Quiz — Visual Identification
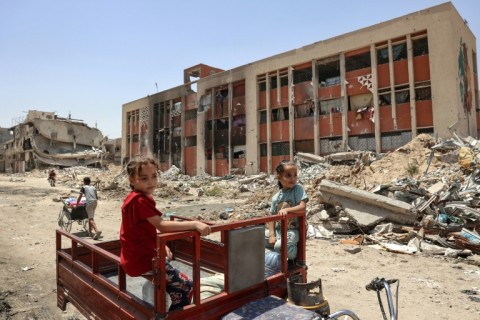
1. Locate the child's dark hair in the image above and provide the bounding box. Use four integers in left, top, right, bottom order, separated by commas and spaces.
275, 160, 296, 189
126, 157, 159, 190
83, 177, 91, 185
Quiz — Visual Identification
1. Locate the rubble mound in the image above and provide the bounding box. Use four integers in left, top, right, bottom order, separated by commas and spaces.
323, 134, 437, 190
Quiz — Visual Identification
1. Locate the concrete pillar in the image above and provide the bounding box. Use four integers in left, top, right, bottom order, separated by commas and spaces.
407, 34, 417, 138
288, 66, 294, 159
266, 73, 272, 174
370, 44, 381, 153
388, 40, 398, 130
211, 88, 216, 176
312, 59, 320, 155
168, 100, 173, 166
180, 92, 186, 174
196, 96, 206, 175
228, 83, 233, 175
340, 53, 348, 151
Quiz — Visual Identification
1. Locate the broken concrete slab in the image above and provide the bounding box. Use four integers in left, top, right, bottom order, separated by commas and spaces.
296, 152, 326, 164
326, 151, 363, 163
427, 181, 446, 195
238, 174, 267, 185
318, 180, 418, 229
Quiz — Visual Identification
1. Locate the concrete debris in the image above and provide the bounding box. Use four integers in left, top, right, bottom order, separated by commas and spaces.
5, 132, 480, 263
318, 179, 418, 228
296, 152, 326, 164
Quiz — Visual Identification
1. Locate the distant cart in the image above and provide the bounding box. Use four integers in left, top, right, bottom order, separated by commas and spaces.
58, 196, 88, 233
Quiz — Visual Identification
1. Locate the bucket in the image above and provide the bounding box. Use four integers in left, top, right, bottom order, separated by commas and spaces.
287, 277, 330, 317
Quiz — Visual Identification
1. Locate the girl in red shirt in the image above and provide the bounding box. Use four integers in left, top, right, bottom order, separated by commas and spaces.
120, 157, 211, 311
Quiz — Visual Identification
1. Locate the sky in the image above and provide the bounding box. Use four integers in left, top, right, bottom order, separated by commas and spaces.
1, 0, 479, 139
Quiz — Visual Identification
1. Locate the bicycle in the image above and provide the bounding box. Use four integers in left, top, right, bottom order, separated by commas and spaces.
324, 277, 399, 320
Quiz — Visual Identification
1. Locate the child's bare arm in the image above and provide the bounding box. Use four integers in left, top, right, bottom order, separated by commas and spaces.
147, 215, 211, 236
74, 193, 83, 208
268, 221, 276, 244
277, 200, 307, 216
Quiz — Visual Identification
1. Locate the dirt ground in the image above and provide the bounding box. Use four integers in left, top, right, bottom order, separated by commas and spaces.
1, 172, 479, 320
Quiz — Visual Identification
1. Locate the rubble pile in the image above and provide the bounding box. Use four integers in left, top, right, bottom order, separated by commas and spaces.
303, 133, 480, 261
21, 132, 480, 262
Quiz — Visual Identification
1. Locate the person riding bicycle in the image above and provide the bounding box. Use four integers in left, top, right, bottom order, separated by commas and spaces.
48, 169, 56, 187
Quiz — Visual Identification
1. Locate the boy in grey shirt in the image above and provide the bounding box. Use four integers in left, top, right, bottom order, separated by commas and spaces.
76, 177, 102, 240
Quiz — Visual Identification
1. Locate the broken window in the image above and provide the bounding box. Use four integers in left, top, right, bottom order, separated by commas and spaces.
260, 143, 267, 157
318, 59, 341, 86
259, 81, 266, 92
258, 75, 267, 92
415, 86, 431, 101
319, 98, 342, 114
392, 43, 407, 61
185, 109, 197, 121
233, 115, 246, 127
270, 75, 278, 89
216, 89, 229, 108
377, 47, 389, 65
198, 94, 212, 113
293, 67, 312, 84
320, 137, 343, 153
272, 107, 289, 121
23, 138, 32, 150
259, 111, 267, 124
349, 93, 373, 112
395, 86, 410, 104
272, 142, 289, 156
280, 74, 288, 87
379, 93, 392, 106
413, 36, 429, 56
233, 145, 245, 159
171, 102, 182, 118
215, 119, 228, 131
345, 51, 371, 72
206, 120, 213, 131
153, 102, 168, 129
295, 102, 314, 118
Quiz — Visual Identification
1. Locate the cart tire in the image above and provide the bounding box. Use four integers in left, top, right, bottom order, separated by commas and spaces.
58, 208, 72, 232
327, 312, 361, 320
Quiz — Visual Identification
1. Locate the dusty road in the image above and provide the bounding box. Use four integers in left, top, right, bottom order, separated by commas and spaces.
0, 174, 479, 319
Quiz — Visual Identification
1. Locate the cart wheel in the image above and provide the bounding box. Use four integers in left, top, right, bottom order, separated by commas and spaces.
327, 311, 361, 320
58, 208, 72, 232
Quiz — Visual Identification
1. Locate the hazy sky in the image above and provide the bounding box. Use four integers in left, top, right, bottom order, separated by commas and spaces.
1, 0, 478, 138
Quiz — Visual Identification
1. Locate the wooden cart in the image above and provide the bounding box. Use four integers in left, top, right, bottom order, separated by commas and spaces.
56, 212, 308, 319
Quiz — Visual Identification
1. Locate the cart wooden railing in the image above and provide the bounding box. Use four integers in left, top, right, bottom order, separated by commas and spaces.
56, 211, 307, 320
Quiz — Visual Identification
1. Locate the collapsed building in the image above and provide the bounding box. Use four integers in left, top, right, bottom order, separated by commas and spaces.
122, 2, 479, 178
0, 127, 13, 172
2, 110, 106, 173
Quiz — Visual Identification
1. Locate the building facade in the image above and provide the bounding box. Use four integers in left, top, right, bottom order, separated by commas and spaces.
122, 2, 479, 177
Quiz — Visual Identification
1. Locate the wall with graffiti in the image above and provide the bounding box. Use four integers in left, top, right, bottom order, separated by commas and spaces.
458, 39, 472, 115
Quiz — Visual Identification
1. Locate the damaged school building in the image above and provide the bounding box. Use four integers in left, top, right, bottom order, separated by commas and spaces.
122, 2, 479, 177
2, 110, 105, 173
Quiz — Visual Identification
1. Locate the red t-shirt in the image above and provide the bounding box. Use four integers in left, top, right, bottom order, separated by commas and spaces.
120, 191, 162, 276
